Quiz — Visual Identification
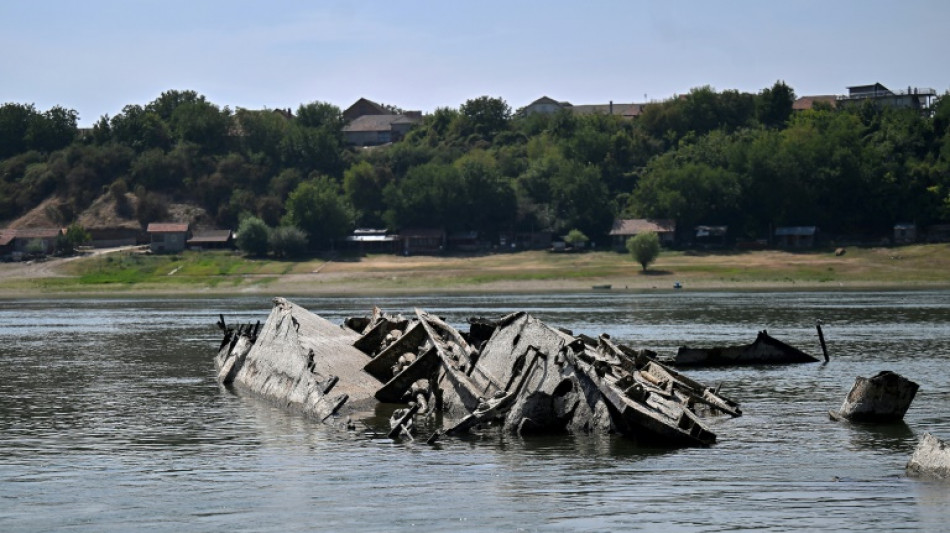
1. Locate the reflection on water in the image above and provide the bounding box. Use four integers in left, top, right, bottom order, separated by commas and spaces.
1, 291, 949, 531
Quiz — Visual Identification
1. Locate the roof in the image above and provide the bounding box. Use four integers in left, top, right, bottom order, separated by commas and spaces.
343, 98, 392, 118
528, 96, 564, 107
609, 219, 676, 236
400, 228, 445, 238
187, 230, 232, 244
793, 95, 838, 111
147, 223, 189, 233
1, 227, 63, 240
695, 225, 728, 236
345, 235, 398, 243
343, 114, 418, 133
775, 226, 817, 236
571, 102, 644, 117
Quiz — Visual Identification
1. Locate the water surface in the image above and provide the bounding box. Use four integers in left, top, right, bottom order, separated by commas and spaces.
2, 291, 950, 531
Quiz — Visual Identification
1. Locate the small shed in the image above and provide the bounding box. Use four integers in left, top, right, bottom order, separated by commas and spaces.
400, 228, 445, 255
774, 226, 817, 248
893, 223, 917, 244
4, 228, 63, 256
694, 225, 728, 247
147, 223, 190, 253
0, 231, 16, 258
448, 231, 480, 252
343, 228, 400, 254
609, 219, 676, 250
187, 229, 234, 250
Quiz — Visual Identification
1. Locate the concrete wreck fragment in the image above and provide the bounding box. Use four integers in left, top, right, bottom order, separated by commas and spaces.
215, 297, 383, 421
829, 370, 919, 422
907, 433, 950, 480
216, 298, 742, 447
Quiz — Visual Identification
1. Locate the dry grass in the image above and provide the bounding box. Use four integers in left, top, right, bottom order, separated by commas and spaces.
0, 244, 948, 297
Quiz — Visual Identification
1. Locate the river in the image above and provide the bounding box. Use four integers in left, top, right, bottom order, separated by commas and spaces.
2, 290, 950, 531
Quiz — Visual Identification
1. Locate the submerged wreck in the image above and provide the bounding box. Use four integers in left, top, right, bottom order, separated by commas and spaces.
216, 297, 741, 447
661, 327, 826, 367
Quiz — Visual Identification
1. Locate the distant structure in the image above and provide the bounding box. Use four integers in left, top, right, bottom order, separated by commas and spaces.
837, 83, 937, 113
521, 96, 647, 119
342, 98, 421, 146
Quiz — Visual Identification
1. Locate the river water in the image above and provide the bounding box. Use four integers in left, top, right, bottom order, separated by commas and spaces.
2, 290, 950, 532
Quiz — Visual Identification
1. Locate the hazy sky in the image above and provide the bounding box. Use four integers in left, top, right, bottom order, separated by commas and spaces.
2, 0, 948, 126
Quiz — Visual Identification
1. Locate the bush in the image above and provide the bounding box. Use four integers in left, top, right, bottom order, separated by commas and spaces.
235, 216, 270, 257
269, 226, 308, 259
564, 228, 589, 249
626, 232, 660, 271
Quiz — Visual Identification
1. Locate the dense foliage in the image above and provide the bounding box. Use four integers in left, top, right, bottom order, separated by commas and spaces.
2, 82, 949, 249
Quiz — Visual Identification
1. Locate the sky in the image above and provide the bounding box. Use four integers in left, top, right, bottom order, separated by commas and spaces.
2, 0, 948, 127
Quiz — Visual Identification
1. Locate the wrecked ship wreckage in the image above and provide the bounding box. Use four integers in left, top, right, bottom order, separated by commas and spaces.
215, 297, 741, 448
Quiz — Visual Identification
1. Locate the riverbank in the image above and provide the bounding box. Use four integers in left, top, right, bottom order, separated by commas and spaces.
0, 244, 948, 297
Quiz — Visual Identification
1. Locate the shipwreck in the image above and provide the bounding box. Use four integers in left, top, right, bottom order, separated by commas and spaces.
660, 326, 828, 367
215, 297, 742, 448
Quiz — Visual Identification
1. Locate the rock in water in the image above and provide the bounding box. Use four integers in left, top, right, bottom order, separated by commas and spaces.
907, 433, 950, 479
829, 370, 919, 422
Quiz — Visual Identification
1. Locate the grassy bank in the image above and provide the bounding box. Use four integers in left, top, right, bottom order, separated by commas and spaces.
1, 244, 949, 297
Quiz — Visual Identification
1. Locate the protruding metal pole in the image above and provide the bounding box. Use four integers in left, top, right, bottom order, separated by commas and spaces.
816, 320, 829, 363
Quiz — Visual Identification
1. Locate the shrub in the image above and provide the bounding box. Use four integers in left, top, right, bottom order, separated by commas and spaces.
626, 232, 660, 271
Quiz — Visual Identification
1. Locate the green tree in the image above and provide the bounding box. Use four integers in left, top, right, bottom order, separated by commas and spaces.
757, 80, 795, 128
269, 225, 308, 258
295, 101, 344, 132
383, 162, 461, 230
56, 223, 91, 255
283, 177, 355, 249
236, 216, 270, 257
459, 96, 511, 140
627, 232, 660, 271
0, 103, 37, 158
343, 161, 391, 227
564, 229, 589, 249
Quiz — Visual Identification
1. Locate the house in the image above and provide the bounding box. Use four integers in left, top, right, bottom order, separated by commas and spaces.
522, 96, 570, 116
400, 228, 445, 255
694, 225, 728, 248
343, 228, 400, 254
838, 83, 936, 112
893, 223, 917, 244
774, 226, 817, 248
343, 114, 420, 146
147, 222, 190, 253
448, 231, 481, 252
0, 227, 64, 257
609, 219, 676, 250
792, 95, 838, 111
187, 229, 234, 250
571, 101, 646, 118
521, 97, 647, 119
85, 227, 142, 248
925, 224, 950, 243
343, 98, 394, 122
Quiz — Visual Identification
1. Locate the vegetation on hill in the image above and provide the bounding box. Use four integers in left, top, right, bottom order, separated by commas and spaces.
2, 83, 949, 248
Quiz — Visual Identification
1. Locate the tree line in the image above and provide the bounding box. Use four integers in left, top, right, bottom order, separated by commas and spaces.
1, 83, 949, 251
